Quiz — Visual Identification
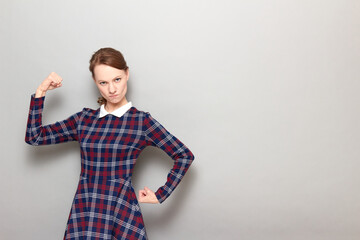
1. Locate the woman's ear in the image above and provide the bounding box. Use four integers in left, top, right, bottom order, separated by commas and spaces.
126, 68, 130, 80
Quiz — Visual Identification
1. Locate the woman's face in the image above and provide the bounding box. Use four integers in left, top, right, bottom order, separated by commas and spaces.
93, 64, 129, 106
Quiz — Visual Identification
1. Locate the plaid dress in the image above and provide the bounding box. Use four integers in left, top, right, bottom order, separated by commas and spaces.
25, 93, 195, 240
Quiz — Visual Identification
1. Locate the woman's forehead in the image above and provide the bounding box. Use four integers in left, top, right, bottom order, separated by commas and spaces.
94, 64, 127, 80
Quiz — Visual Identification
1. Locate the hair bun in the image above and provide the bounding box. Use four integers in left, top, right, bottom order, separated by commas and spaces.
97, 96, 107, 105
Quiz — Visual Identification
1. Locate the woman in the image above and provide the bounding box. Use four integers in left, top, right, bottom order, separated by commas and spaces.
25, 47, 195, 240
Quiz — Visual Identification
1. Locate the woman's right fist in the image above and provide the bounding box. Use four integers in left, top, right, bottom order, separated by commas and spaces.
38, 72, 63, 92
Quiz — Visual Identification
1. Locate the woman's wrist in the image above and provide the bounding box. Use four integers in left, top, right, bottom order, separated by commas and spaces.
35, 87, 46, 98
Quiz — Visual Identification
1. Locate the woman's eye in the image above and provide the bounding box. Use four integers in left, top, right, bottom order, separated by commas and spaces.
100, 82, 106, 85
115, 78, 121, 82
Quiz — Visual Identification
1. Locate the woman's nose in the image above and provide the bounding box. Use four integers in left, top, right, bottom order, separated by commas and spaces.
109, 83, 116, 93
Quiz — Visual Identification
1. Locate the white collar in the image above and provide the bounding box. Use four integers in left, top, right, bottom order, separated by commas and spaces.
99, 101, 132, 118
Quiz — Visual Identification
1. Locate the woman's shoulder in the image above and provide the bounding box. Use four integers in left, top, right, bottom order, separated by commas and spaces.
80, 106, 98, 116
129, 106, 162, 124
72, 107, 100, 120
130, 107, 164, 125
129, 106, 150, 118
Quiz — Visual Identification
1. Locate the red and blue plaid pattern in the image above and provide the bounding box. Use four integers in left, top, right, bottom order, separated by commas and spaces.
25, 93, 195, 239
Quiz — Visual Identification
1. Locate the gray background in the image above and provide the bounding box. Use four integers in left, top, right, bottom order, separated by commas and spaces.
1, 0, 360, 239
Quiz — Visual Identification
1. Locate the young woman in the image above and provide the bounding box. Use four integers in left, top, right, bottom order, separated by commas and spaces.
25, 47, 195, 240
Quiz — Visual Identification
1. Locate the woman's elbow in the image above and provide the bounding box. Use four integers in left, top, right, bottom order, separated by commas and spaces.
25, 135, 38, 146
188, 150, 195, 163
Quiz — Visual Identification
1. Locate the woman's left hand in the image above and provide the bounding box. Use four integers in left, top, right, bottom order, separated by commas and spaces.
138, 186, 160, 204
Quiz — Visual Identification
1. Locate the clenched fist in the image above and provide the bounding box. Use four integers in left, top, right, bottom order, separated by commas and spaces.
35, 72, 63, 98
138, 186, 160, 204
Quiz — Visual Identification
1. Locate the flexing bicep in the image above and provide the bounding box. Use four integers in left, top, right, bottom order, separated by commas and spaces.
25, 93, 82, 145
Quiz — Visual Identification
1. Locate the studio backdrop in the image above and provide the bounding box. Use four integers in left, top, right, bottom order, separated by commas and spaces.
1, 0, 360, 239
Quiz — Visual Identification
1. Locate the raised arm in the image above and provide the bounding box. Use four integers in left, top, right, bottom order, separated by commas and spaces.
25, 93, 82, 145
25, 72, 82, 146
143, 112, 195, 204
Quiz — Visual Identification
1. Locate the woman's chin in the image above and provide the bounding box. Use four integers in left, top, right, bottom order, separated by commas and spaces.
108, 98, 121, 104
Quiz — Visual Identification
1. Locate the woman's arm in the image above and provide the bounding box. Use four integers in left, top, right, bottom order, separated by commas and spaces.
24, 93, 82, 145
25, 72, 83, 145
143, 112, 195, 204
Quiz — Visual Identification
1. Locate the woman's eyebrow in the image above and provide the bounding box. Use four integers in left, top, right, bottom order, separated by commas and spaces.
98, 75, 122, 82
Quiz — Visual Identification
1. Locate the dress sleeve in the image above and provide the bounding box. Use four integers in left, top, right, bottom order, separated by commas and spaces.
143, 112, 195, 204
25, 93, 83, 145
